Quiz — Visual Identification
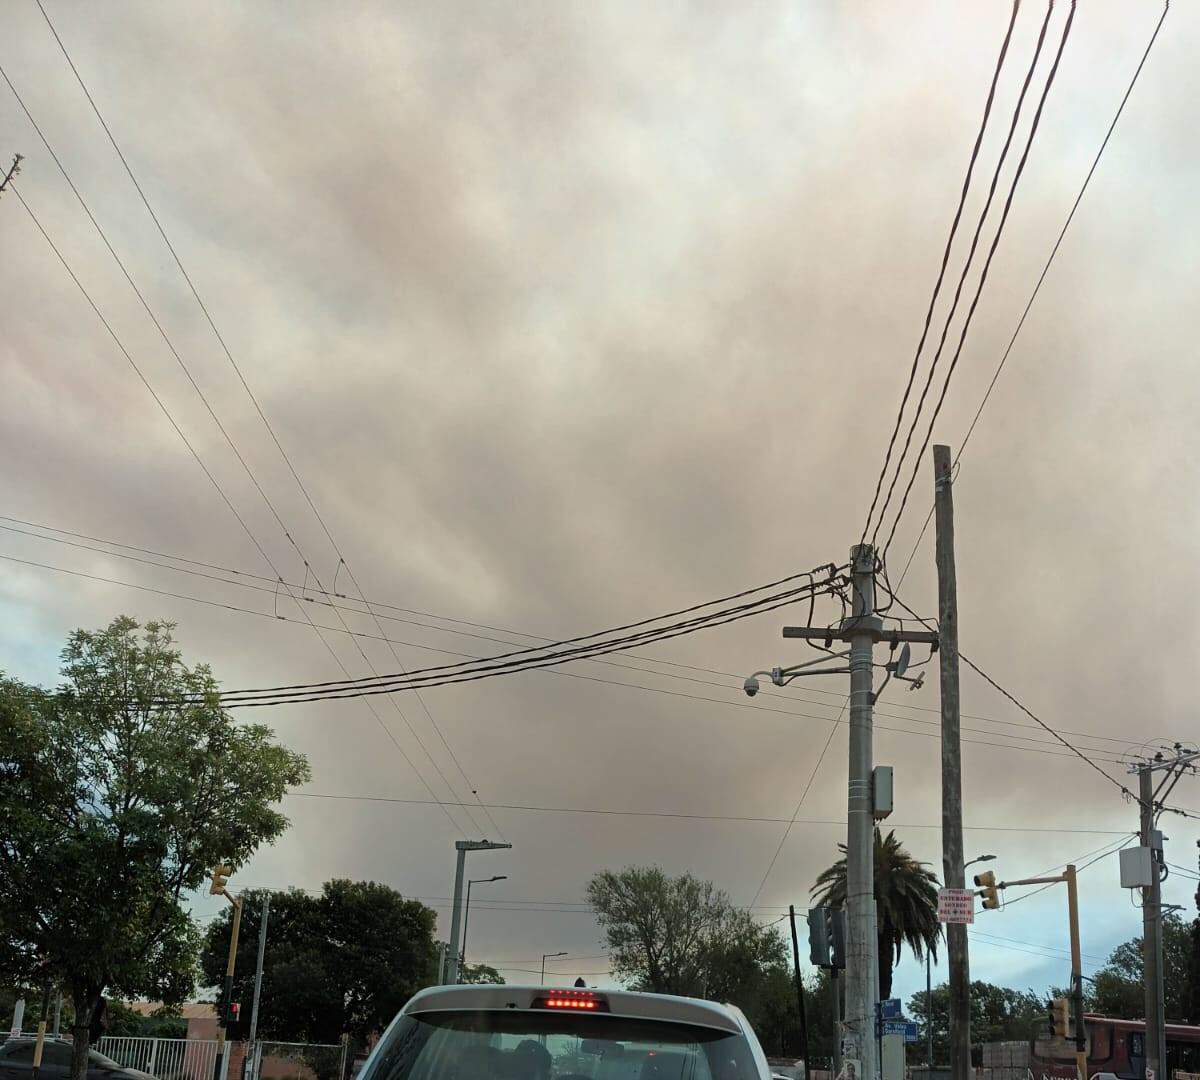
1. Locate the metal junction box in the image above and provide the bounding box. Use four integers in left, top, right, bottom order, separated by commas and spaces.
1119, 846, 1153, 889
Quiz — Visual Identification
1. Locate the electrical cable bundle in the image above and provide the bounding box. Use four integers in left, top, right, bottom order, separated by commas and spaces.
860, 0, 1078, 568
207, 562, 847, 708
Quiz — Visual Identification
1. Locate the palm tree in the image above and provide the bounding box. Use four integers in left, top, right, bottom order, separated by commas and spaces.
810, 828, 941, 999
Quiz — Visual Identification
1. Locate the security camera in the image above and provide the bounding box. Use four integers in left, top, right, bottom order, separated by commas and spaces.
743, 675, 760, 698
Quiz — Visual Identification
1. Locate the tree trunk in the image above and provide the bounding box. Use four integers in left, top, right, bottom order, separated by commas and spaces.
70, 980, 104, 1080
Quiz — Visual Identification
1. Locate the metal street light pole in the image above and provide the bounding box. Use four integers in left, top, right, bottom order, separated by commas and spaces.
462, 876, 507, 976
542, 952, 568, 983
446, 840, 512, 985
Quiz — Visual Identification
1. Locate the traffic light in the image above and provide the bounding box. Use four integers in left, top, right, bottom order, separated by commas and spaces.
209, 863, 232, 895
1049, 997, 1071, 1038
807, 908, 847, 969
808, 908, 831, 967
974, 870, 1000, 910
829, 909, 847, 969
225, 1002, 241, 1024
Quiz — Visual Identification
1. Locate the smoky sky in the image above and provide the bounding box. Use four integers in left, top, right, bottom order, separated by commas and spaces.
2, 0, 1198, 1004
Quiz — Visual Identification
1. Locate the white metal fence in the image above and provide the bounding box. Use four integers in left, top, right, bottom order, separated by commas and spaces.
99, 1036, 220, 1080
250, 1040, 347, 1080
4, 1032, 345, 1080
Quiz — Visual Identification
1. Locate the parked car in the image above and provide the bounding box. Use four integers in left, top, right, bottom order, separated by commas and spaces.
357, 983, 773, 1080
0, 1039, 157, 1080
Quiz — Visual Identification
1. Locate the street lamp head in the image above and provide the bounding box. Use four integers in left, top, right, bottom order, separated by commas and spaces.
456, 840, 513, 852
964, 854, 997, 870
489, 875, 508, 883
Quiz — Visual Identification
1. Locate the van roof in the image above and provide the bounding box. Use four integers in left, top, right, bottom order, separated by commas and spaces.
403, 985, 743, 1035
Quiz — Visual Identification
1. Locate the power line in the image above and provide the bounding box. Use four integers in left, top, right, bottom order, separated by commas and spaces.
994, 834, 1137, 913
884, 587, 1138, 800
969, 930, 1104, 969
869, 0, 1061, 551
211, 577, 843, 705
749, 702, 845, 908
0, 550, 1132, 766
892, 2, 1168, 590
0, 510, 838, 703
878, 0, 1078, 560
860, 0, 1021, 546
1, 512, 1143, 751
283, 791, 1131, 834
953, 0, 1171, 475
209, 566, 842, 698
23, 5, 499, 837
5, 184, 479, 838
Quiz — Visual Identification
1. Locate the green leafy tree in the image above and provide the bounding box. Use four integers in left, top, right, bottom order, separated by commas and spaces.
586, 867, 788, 1001
908, 981, 1044, 1064
741, 965, 840, 1065
0, 618, 310, 1080
804, 967, 840, 1067
811, 829, 941, 999
202, 880, 439, 1049
458, 962, 505, 985
104, 1000, 146, 1037
1088, 911, 1192, 1021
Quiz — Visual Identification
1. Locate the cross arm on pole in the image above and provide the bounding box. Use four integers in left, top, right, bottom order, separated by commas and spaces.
783, 626, 939, 645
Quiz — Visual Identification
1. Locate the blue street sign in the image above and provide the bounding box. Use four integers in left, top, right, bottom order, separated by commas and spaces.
879, 999, 902, 1020
881, 1021, 920, 1041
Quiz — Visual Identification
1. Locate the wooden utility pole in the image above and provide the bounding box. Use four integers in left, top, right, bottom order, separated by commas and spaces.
933, 444, 969, 1080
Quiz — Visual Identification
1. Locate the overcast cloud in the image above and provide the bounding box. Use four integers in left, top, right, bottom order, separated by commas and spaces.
2, 0, 1198, 1004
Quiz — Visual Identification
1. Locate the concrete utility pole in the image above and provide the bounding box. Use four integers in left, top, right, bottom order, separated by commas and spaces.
1130, 748, 1199, 1080
933, 445, 969, 1080
445, 840, 512, 985
782, 547, 938, 1080
845, 545, 880, 1080
1140, 767, 1165, 1080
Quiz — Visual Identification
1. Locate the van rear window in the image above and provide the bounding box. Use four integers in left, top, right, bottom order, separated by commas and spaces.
361, 1010, 759, 1080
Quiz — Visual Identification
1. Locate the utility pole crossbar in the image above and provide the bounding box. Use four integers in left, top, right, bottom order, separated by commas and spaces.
782, 627, 939, 645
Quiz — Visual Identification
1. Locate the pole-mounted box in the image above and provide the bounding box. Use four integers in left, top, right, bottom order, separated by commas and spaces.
872, 765, 893, 820
1119, 846, 1153, 889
